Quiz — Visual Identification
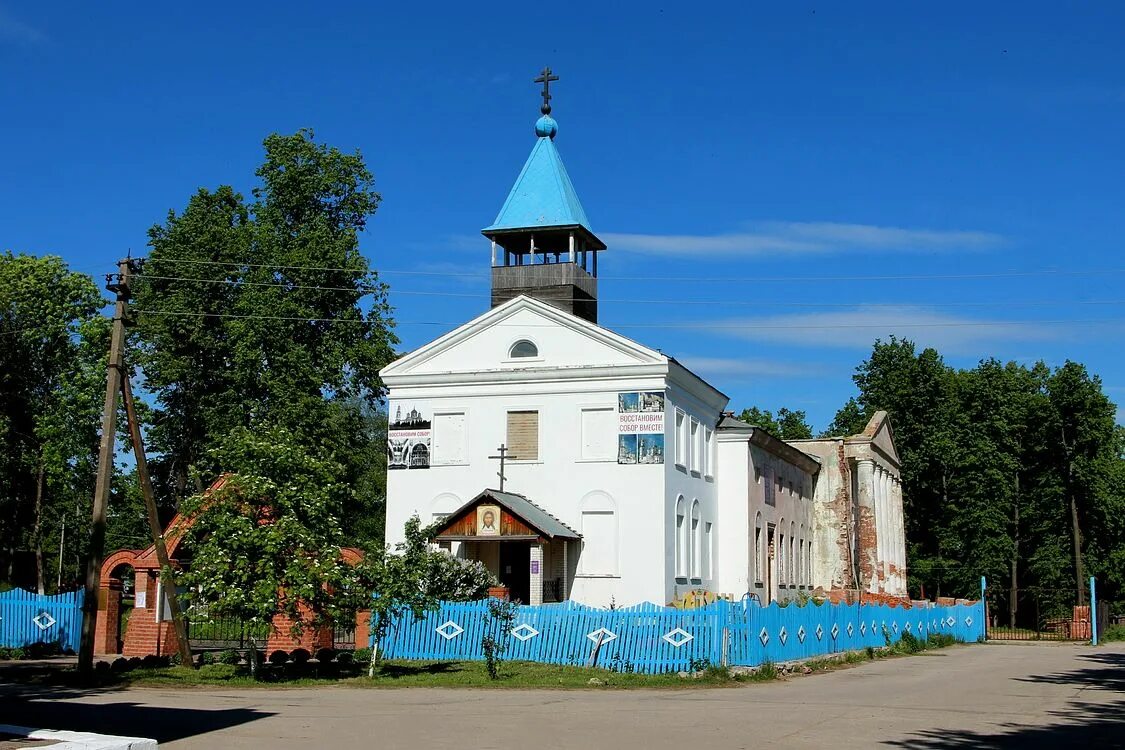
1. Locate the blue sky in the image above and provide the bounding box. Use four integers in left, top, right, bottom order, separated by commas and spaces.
2, 2, 1123, 430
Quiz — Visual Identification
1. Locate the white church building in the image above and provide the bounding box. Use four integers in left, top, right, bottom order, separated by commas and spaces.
382, 74, 907, 607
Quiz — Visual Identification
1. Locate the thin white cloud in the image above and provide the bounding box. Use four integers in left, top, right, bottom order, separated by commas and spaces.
695, 305, 1055, 354
677, 356, 829, 380
0, 6, 45, 44
603, 221, 1004, 258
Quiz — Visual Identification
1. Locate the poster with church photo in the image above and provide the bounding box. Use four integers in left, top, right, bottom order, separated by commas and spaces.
388, 402, 431, 470
617, 391, 665, 464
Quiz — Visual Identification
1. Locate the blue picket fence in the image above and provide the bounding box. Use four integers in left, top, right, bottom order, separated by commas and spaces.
379, 597, 985, 674
0, 588, 84, 653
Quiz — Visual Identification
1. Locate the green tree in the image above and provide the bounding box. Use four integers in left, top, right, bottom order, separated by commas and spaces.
365, 514, 493, 662
736, 406, 813, 440
0, 253, 109, 592
1045, 362, 1117, 605
176, 425, 369, 676
132, 130, 397, 546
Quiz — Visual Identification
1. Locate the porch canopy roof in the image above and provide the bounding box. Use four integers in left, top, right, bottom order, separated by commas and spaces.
433, 488, 580, 542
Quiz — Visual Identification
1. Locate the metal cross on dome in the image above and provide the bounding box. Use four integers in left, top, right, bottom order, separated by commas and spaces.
534, 66, 559, 114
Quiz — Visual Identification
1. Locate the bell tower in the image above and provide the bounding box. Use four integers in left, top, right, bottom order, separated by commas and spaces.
483, 67, 606, 323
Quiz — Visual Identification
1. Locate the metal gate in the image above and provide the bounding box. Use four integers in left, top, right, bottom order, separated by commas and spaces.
985, 586, 1091, 641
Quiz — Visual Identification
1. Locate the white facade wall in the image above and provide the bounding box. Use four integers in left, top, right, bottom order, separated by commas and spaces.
382, 297, 726, 607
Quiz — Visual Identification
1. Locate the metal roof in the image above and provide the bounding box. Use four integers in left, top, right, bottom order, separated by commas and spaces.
483, 125, 597, 238
443, 488, 581, 540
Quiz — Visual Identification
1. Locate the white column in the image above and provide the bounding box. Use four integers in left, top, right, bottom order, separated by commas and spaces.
530, 543, 544, 606
855, 459, 878, 594
491, 240, 498, 267
894, 478, 906, 595
873, 466, 884, 590
568, 232, 576, 263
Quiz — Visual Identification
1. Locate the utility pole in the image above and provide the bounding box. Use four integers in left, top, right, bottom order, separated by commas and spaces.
78, 258, 132, 675
120, 370, 195, 668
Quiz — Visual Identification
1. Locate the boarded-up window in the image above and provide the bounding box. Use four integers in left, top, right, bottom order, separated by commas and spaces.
580, 407, 616, 461
580, 407, 615, 460
580, 510, 616, 575
506, 410, 539, 461
432, 412, 466, 464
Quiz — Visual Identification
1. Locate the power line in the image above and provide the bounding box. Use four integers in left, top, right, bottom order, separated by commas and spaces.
131, 309, 1125, 331
138, 257, 1125, 284
132, 273, 1125, 310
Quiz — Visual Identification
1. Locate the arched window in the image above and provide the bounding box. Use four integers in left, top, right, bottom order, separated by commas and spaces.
754, 512, 764, 585
509, 340, 538, 358
798, 524, 805, 586
579, 492, 617, 575
777, 517, 785, 585
675, 496, 686, 578
790, 521, 797, 588
690, 500, 702, 580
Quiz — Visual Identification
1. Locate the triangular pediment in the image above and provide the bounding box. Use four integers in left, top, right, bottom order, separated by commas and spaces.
863, 411, 901, 466
381, 295, 667, 378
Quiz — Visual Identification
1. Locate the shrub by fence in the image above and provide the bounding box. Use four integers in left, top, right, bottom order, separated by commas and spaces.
378, 597, 985, 674
0, 588, 83, 654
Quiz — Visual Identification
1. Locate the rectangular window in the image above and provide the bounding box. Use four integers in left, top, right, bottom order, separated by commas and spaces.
579, 511, 616, 575
763, 467, 775, 506
506, 410, 539, 461
675, 410, 687, 467
703, 428, 714, 477
689, 418, 700, 473
579, 407, 615, 460
432, 411, 466, 465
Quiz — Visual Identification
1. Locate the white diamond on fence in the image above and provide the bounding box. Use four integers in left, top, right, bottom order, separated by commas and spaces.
860, 622, 868, 636
932, 619, 939, 630
32, 611, 56, 631
947, 616, 956, 628
891, 621, 899, 634
965, 616, 974, 628
797, 625, 806, 643
872, 619, 877, 632
587, 627, 617, 644
847, 623, 855, 637
815, 624, 824, 641
778, 627, 788, 645
511, 624, 540, 642
905, 621, 912, 632
662, 628, 694, 648
759, 627, 770, 646
435, 620, 464, 640
831, 623, 840, 640
918, 620, 924, 633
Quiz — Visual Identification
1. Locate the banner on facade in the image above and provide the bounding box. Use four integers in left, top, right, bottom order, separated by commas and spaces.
617, 391, 665, 465
388, 401, 431, 469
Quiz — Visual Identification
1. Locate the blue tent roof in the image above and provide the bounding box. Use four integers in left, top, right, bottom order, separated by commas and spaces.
483, 128, 595, 236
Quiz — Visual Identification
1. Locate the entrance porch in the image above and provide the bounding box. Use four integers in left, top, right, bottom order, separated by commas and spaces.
432, 489, 580, 605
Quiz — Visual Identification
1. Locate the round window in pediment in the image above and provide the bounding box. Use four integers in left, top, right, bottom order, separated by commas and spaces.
509, 340, 538, 358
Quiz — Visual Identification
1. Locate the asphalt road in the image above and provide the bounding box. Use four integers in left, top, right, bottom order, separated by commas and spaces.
3, 642, 1124, 748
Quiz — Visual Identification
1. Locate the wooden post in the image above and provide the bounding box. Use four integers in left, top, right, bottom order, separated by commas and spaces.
587, 630, 606, 668
121, 371, 195, 668
78, 258, 131, 676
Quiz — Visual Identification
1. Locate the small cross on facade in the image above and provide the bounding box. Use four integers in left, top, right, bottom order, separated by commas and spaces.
534, 66, 559, 114
488, 444, 517, 491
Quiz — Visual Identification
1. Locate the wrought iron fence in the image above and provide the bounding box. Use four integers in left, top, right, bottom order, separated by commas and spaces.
186, 614, 270, 650
985, 587, 1088, 641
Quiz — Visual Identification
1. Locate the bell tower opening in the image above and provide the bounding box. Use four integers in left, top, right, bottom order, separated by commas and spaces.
482, 67, 606, 323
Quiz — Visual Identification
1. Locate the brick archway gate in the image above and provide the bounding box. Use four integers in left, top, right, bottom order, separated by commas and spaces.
95, 478, 369, 658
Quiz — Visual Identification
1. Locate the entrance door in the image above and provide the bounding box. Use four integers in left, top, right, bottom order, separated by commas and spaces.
499, 543, 531, 603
